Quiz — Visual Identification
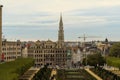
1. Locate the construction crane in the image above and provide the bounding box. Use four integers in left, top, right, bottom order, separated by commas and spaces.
78, 34, 101, 48
78, 34, 101, 66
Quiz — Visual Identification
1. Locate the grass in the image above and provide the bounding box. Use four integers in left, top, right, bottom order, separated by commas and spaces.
106, 57, 120, 68
0, 58, 34, 80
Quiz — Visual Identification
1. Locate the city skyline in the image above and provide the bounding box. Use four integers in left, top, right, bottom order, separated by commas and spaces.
1, 0, 120, 41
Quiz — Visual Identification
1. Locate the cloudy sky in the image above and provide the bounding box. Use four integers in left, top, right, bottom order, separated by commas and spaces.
1, 0, 120, 41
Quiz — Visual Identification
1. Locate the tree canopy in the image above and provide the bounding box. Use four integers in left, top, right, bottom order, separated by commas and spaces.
83, 53, 106, 66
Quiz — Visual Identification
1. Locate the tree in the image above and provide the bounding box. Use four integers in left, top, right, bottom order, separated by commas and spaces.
109, 42, 120, 57
83, 53, 106, 66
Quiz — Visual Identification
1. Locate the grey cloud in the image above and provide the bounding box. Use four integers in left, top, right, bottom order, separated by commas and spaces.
66, 6, 120, 16
29, 20, 58, 24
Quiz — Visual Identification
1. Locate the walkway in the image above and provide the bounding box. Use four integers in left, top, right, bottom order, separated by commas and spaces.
50, 69, 57, 80
19, 67, 40, 80
85, 68, 103, 80
104, 66, 120, 76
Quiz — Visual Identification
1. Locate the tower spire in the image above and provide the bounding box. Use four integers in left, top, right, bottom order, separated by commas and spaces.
60, 13, 62, 21
59, 13, 63, 29
58, 13, 64, 48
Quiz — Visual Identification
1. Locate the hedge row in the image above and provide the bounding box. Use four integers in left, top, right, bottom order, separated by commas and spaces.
33, 64, 52, 80
91, 66, 120, 80
0, 58, 34, 80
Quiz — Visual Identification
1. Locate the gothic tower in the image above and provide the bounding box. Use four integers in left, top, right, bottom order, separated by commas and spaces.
58, 14, 64, 48
0, 5, 3, 60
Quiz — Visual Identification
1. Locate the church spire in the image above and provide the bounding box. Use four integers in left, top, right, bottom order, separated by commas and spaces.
59, 13, 63, 27
58, 13, 64, 48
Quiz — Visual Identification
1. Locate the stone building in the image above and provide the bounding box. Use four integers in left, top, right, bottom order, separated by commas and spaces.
2, 40, 21, 62
96, 38, 111, 56
27, 14, 67, 67
28, 40, 67, 67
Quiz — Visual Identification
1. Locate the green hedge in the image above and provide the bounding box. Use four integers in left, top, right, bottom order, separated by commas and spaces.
33, 64, 52, 80
91, 67, 120, 80
106, 57, 120, 68
0, 58, 34, 80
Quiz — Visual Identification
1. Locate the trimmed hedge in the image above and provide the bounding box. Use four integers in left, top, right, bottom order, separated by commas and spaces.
91, 67, 120, 80
0, 58, 34, 80
33, 64, 52, 80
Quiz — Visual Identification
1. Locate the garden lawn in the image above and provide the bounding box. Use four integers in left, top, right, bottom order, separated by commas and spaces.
0, 58, 34, 80
106, 57, 120, 68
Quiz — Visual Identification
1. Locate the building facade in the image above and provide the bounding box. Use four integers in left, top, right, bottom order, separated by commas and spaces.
2, 40, 21, 62
28, 40, 67, 67
96, 38, 111, 56
27, 15, 67, 67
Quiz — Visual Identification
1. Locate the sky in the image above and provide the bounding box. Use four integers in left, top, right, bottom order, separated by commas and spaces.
1, 0, 120, 42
